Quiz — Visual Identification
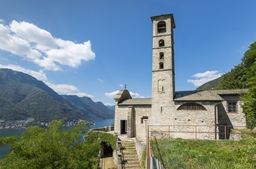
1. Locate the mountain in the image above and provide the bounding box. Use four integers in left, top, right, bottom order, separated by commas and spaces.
0, 69, 84, 122
106, 105, 115, 111
196, 76, 223, 91
62, 95, 114, 120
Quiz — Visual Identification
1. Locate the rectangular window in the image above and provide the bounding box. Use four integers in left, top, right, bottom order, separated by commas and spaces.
227, 102, 237, 113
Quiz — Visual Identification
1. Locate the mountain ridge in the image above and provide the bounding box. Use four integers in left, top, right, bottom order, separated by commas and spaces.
0, 68, 114, 123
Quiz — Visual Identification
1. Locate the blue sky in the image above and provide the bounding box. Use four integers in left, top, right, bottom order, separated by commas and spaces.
0, 0, 256, 105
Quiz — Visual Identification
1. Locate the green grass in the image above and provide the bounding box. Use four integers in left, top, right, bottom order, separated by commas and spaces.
150, 135, 256, 169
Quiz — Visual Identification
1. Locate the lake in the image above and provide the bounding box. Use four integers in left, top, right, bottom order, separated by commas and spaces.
0, 119, 114, 159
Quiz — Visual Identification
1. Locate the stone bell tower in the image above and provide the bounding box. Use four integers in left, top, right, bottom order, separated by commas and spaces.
150, 14, 176, 125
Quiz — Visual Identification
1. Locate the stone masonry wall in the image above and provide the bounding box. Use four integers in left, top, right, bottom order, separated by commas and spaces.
114, 104, 128, 134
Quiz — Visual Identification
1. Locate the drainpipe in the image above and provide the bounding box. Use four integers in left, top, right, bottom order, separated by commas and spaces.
214, 102, 222, 140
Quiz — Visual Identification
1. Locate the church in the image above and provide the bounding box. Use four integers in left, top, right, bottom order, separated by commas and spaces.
114, 14, 247, 142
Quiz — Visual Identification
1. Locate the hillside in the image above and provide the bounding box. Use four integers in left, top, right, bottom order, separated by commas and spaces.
62, 95, 114, 119
0, 68, 84, 122
196, 76, 223, 91
0, 69, 114, 122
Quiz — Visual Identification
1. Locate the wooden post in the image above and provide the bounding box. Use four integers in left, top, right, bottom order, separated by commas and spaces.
168, 125, 170, 138
147, 125, 150, 169
224, 125, 227, 139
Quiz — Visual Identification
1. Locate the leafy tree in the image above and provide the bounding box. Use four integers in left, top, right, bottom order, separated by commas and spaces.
242, 42, 256, 128
0, 136, 17, 147
0, 120, 99, 169
215, 63, 247, 90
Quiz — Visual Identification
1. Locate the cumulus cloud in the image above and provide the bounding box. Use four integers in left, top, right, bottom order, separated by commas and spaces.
187, 70, 222, 87
129, 91, 145, 98
105, 90, 119, 99
46, 83, 93, 98
105, 90, 145, 99
0, 20, 95, 71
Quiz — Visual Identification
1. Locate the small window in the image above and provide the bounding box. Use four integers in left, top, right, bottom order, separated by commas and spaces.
157, 21, 166, 33
227, 102, 237, 113
158, 79, 165, 92
159, 62, 164, 69
159, 39, 165, 47
159, 52, 164, 60
177, 103, 206, 111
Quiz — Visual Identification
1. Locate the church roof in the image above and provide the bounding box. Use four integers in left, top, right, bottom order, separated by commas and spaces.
114, 90, 132, 103
118, 98, 151, 106
116, 89, 247, 106
174, 89, 248, 101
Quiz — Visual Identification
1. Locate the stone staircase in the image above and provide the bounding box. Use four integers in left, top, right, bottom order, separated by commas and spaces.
121, 141, 140, 169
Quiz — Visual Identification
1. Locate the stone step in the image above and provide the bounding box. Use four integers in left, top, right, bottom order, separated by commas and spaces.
122, 148, 136, 151
122, 145, 135, 149
124, 157, 139, 162
123, 154, 138, 158
122, 163, 140, 168
122, 151, 137, 155
122, 143, 135, 146
120, 140, 141, 169
122, 147, 136, 150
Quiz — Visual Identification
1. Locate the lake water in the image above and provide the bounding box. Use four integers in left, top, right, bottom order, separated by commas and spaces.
0, 119, 114, 159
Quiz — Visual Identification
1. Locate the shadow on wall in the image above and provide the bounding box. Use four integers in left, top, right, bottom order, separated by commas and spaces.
218, 104, 233, 139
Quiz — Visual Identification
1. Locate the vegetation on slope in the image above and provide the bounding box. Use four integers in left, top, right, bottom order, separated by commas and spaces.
62, 95, 114, 119
0, 69, 84, 122
241, 42, 256, 128
151, 136, 256, 169
196, 76, 223, 91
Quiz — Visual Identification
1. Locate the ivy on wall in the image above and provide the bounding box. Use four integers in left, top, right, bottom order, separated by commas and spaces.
85, 131, 117, 150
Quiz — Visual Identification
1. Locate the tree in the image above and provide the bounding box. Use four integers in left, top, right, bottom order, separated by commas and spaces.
241, 42, 256, 128
0, 120, 99, 169
215, 63, 247, 90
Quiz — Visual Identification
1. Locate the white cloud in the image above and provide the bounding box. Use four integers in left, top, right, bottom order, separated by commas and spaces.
98, 78, 103, 83
119, 84, 123, 87
105, 90, 145, 99
129, 91, 145, 98
105, 90, 119, 99
0, 20, 95, 71
187, 70, 222, 87
46, 83, 94, 98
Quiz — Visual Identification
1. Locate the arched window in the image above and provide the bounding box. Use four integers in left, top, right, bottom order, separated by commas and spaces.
159, 52, 164, 60
159, 39, 165, 47
159, 62, 164, 69
177, 103, 206, 111
158, 79, 165, 92
157, 21, 166, 33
